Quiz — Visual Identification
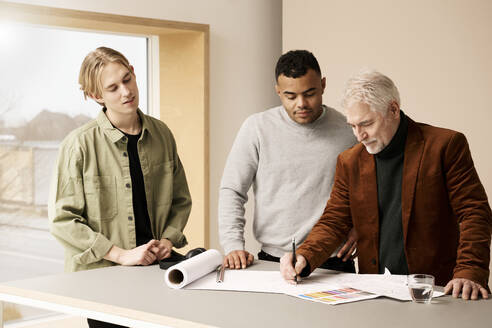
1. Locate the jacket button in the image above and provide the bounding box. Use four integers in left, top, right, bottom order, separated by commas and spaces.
126, 183, 131, 188
371, 259, 376, 265
128, 216, 133, 221
123, 152, 128, 157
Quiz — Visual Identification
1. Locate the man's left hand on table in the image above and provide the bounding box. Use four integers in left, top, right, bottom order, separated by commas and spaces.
444, 278, 489, 300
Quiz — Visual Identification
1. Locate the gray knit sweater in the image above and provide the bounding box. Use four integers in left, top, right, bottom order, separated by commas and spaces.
219, 105, 356, 257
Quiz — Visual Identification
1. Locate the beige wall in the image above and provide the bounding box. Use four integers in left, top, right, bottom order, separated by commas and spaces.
7, 0, 282, 252
158, 31, 208, 251
284, 0, 492, 277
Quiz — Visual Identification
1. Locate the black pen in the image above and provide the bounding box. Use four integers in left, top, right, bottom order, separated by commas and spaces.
292, 237, 298, 284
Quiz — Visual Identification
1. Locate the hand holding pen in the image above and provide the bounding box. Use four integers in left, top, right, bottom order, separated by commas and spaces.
279, 239, 307, 284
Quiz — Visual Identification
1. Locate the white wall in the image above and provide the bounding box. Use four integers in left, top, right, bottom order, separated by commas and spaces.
8, 0, 282, 252
284, 0, 492, 279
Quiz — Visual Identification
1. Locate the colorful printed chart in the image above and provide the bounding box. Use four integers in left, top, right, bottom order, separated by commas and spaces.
293, 287, 379, 305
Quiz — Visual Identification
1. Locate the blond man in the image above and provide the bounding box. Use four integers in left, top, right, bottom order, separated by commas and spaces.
50, 48, 191, 326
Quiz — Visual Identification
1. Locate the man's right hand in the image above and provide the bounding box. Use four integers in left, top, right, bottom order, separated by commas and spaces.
280, 252, 307, 284
105, 240, 158, 266
223, 250, 254, 269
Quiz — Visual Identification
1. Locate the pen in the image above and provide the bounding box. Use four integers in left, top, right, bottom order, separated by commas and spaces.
292, 237, 298, 284
216, 265, 225, 283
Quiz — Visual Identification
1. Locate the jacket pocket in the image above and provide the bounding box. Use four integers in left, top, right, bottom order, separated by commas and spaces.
84, 176, 118, 221
152, 161, 174, 205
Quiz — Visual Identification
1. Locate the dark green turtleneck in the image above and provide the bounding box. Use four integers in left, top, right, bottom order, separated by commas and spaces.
375, 111, 409, 275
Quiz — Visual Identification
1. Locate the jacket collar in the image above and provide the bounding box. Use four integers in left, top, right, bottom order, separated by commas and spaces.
96, 108, 149, 143
401, 117, 424, 242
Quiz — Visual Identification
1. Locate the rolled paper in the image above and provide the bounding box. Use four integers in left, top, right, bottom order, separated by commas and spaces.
164, 249, 223, 289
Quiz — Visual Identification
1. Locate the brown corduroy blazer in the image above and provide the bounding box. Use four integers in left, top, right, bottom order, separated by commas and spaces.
298, 117, 492, 288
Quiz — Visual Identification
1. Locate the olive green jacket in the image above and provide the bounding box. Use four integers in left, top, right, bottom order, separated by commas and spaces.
49, 109, 191, 272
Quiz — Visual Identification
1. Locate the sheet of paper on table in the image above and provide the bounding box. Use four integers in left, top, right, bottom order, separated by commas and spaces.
185, 270, 356, 294
185, 270, 378, 305
184, 269, 444, 304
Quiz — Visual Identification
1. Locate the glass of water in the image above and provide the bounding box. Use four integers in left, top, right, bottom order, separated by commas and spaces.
408, 274, 434, 304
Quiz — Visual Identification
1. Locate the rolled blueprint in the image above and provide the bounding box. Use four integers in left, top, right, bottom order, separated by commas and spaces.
164, 249, 223, 289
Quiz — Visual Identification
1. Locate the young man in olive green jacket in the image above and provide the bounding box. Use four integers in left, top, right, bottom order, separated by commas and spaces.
49, 47, 192, 274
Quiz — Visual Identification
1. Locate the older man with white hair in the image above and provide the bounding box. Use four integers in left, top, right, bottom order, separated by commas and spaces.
280, 69, 492, 300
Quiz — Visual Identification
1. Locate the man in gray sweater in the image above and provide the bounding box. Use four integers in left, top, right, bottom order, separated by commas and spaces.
219, 50, 357, 271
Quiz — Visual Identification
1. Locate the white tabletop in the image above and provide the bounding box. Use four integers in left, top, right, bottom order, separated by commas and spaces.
0, 261, 491, 328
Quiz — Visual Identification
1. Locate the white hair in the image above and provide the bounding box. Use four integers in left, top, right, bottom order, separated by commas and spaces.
341, 69, 400, 114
